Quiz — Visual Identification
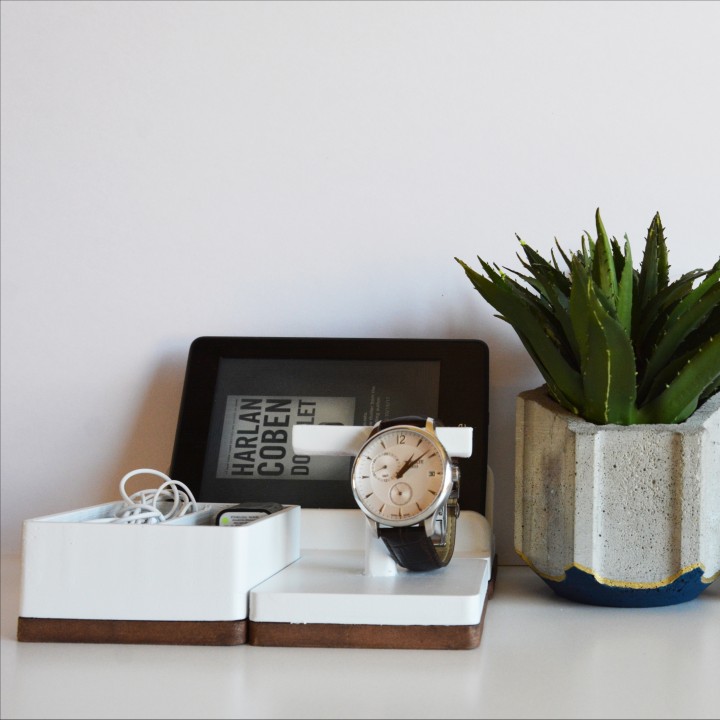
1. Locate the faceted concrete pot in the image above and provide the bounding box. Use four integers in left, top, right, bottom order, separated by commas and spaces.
515, 386, 720, 607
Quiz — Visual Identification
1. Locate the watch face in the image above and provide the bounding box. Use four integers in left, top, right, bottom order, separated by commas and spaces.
351, 425, 451, 526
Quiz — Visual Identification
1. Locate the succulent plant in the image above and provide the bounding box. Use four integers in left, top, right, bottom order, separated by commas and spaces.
456, 210, 720, 425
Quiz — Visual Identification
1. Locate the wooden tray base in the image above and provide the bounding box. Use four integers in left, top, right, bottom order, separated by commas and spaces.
16, 560, 498, 648
17, 617, 247, 646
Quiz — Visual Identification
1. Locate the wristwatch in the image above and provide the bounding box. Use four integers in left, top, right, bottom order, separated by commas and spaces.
350, 416, 460, 572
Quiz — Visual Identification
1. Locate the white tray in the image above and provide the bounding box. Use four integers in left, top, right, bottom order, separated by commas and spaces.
19, 502, 300, 623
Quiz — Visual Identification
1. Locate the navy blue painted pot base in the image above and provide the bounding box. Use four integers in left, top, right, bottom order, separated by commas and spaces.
540, 566, 711, 608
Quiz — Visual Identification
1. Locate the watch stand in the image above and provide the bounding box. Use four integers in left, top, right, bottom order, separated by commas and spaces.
364, 522, 399, 577
248, 505, 494, 650
246, 425, 496, 650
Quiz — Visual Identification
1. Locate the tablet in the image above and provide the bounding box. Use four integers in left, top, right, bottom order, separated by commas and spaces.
169, 337, 489, 513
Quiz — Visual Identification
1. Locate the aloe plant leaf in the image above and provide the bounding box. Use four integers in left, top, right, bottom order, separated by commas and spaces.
656, 215, 670, 291
513, 247, 573, 317
637, 333, 720, 424
592, 209, 619, 307
678, 303, 720, 357
637, 216, 658, 313
456, 257, 584, 409
642, 304, 720, 404
474, 258, 550, 311
505, 268, 554, 311
517, 262, 577, 360
495, 268, 568, 342
616, 237, 634, 335
507, 323, 580, 414
554, 239, 573, 272
580, 233, 595, 264
458, 257, 555, 329
700, 374, 720, 404
515, 259, 572, 306
635, 268, 707, 349
663, 259, 720, 329
569, 259, 592, 359
518, 239, 572, 297
641, 352, 688, 406
456, 210, 718, 426
611, 236, 626, 280
570, 259, 637, 424
641, 340, 706, 407
637, 212, 670, 317
639, 280, 720, 399
551, 248, 561, 273
470, 256, 572, 354
584, 311, 638, 424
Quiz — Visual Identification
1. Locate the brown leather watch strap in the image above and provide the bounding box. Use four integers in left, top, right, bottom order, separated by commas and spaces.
376, 416, 427, 431
378, 498, 458, 572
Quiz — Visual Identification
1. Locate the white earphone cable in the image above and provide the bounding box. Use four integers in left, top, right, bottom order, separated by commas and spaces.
108, 468, 200, 524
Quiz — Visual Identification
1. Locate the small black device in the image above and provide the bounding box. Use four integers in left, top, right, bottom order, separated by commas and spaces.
169, 337, 489, 513
215, 501, 285, 526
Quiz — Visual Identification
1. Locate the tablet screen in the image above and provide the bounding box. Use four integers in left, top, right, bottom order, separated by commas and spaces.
209, 358, 440, 484
169, 337, 488, 512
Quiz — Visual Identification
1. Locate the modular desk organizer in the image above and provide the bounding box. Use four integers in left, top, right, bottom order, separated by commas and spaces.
17, 503, 300, 645
17, 425, 495, 650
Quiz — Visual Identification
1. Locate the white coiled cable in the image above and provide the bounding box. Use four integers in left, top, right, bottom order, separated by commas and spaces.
107, 468, 200, 524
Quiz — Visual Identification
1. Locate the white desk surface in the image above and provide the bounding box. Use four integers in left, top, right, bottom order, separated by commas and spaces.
2, 554, 718, 720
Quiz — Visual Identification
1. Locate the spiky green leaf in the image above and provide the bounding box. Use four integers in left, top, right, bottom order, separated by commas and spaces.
700, 373, 720, 404
637, 213, 669, 315
570, 259, 637, 424
519, 240, 572, 297
456, 257, 583, 410
635, 268, 707, 348
663, 259, 720, 329
455, 209, 719, 426
511, 249, 577, 359
616, 237, 634, 335
592, 209, 619, 308
639, 280, 720, 399
637, 333, 720, 423
553, 240, 573, 273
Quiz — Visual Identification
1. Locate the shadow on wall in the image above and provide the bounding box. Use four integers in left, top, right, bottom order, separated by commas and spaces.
103, 351, 188, 500
480, 334, 542, 566
434, 305, 544, 565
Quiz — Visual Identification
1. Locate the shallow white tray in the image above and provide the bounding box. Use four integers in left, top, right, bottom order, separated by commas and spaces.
19, 502, 300, 622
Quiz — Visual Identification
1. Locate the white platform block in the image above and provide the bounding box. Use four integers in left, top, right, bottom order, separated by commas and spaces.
250, 509, 493, 627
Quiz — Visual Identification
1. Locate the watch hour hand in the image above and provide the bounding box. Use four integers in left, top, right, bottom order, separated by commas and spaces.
395, 455, 416, 479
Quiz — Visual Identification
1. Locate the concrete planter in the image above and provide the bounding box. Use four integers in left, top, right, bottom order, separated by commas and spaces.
515, 386, 720, 607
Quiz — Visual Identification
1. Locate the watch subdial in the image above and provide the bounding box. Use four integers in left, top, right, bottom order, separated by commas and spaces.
389, 482, 412, 506
371, 453, 399, 482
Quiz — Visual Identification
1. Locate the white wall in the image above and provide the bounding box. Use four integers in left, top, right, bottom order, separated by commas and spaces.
2, 0, 719, 562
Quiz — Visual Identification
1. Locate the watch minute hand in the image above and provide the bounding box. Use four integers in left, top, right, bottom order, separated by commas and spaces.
395, 450, 430, 479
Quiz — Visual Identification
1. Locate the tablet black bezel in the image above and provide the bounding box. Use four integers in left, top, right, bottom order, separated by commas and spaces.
169, 337, 489, 514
